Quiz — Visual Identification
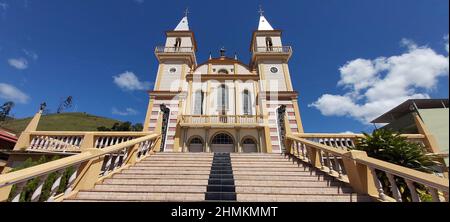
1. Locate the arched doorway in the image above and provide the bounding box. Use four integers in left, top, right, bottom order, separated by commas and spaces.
211, 133, 234, 153
242, 137, 257, 153
188, 137, 203, 152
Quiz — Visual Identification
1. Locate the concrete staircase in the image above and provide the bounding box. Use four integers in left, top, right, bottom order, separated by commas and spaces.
65, 152, 373, 202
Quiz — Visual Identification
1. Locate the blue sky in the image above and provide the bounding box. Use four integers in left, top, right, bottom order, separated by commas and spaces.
0, 0, 448, 133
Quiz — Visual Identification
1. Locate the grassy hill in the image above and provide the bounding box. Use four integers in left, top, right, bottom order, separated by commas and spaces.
0, 112, 122, 135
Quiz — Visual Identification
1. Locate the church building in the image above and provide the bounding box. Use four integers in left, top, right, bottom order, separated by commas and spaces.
143, 12, 305, 154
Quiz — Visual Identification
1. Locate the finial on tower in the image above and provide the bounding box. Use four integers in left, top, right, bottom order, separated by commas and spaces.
184, 7, 190, 17
234, 52, 238, 60
258, 5, 264, 16
220, 47, 226, 57
209, 52, 212, 60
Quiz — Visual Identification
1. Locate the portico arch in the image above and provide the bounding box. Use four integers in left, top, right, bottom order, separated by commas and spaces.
210, 132, 235, 153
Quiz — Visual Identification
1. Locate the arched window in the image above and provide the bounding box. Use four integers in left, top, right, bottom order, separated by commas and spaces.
265, 37, 273, 51
212, 133, 233, 144
193, 90, 204, 115
243, 90, 252, 115
217, 84, 229, 113
189, 137, 203, 152
190, 137, 203, 144
174, 37, 182, 50
218, 69, 229, 74
243, 138, 256, 145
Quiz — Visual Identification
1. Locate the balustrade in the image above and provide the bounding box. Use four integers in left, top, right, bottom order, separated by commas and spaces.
0, 134, 160, 202
285, 134, 449, 202
181, 115, 264, 126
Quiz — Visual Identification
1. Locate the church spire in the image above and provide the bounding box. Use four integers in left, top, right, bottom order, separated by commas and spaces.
257, 5, 274, 31
174, 8, 190, 31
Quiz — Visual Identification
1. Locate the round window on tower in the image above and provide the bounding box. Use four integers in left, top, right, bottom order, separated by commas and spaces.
169, 67, 177, 73
270, 67, 279, 73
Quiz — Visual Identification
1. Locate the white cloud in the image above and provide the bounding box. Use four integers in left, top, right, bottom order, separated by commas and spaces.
22, 49, 38, 60
112, 107, 138, 116
0, 2, 7, 11
7, 58, 28, 70
310, 38, 449, 124
0, 2, 7, 17
113, 71, 151, 91
0, 83, 30, 104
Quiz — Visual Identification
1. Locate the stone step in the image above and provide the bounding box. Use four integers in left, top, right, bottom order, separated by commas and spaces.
72, 191, 205, 201
92, 184, 206, 193
141, 158, 213, 162
235, 186, 353, 195
232, 170, 323, 176
230, 154, 283, 157
154, 152, 213, 155
134, 163, 213, 167
237, 193, 373, 202
137, 160, 212, 165
233, 175, 329, 181
231, 166, 314, 170
121, 169, 211, 175
102, 178, 209, 186
230, 155, 288, 160
229, 158, 289, 162
234, 180, 343, 187
129, 166, 212, 171
231, 161, 293, 165
113, 174, 211, 180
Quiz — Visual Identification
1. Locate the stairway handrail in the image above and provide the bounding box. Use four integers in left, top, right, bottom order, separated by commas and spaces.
285, 134, 449, 202
0, 133, 160, 202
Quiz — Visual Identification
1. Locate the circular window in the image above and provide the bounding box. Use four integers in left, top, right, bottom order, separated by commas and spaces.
270, 67, 278, 73
169, 67, 177, 73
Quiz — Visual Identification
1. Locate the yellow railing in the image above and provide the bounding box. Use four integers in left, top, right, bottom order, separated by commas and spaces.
180, 115, 264, 127
20, 131, 152, 153
155, 46, 194, 54
285, 134, 449, 202
0, 133, 160, 202
254, 46, 292, 53
294, 133, 427, 151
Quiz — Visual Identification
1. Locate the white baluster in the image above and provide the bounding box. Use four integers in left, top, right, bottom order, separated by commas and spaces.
405, 179, 421, 202
369, 167, 387, 201
332, 154, 343, 178
94, 137, 100, 148
47, 170, 64, 202
429, 188, 441, 202
386, 173, 402, 202
102, 155, 113, 176
31, 175, 49, 202
301, 143, 307, 160
319, 150, 325, 170
325, 152, 333, 174
64, 164, 80, 196
29, 137, 37, 149
11, 181, 27, 202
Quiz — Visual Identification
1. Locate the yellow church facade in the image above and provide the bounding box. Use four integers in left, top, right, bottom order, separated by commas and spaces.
143, 14, 304, 154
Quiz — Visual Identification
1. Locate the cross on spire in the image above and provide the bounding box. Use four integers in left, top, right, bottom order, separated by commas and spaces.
258, 5, 264, 16
184, 7, 190, 17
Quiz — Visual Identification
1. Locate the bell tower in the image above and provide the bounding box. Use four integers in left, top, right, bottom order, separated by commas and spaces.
250, 8, 304, 153
144, 11, 198, 152
154, 10, 197, 92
